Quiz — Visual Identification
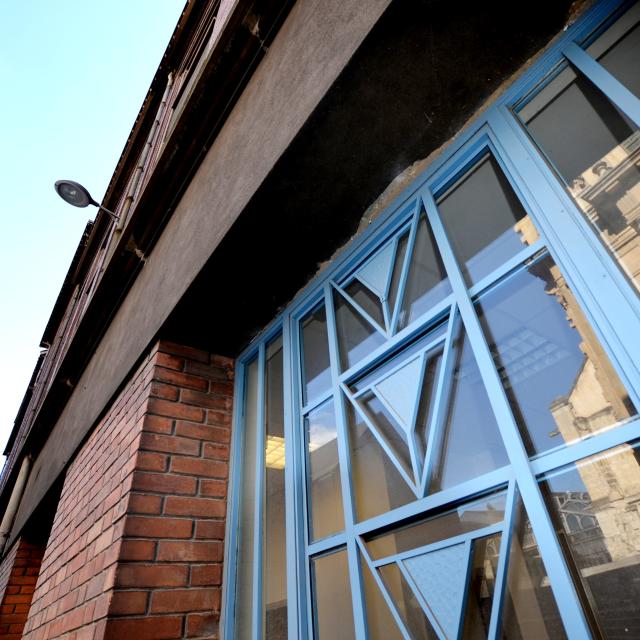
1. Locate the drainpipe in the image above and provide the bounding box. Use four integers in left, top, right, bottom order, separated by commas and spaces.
0, 455, 31, 555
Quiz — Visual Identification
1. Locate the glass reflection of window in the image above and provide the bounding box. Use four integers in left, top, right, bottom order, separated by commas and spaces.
234, 358, 259, 640
311, 549, 355, 640
264, 338, 287, 638
477, 252, 636, 457
437, 152, 539, 288
518, 5, 640, 295
300, 304, 332, 406
540, 440, 640, 638
305, 399, 344, 541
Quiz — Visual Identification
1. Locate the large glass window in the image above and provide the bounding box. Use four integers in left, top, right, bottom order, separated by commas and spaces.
227, 5, 640, 638
518, 3, 640, 295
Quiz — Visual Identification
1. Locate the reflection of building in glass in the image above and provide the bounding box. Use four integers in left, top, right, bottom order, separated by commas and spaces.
513, 214, 636, 448
569, 131, 640, 290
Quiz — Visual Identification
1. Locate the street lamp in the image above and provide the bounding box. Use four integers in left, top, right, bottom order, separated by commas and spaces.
54, 180, 119, 220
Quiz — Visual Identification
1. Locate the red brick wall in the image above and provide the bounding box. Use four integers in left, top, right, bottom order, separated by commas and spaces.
0, 538, 44, 639
22, 341, 233, 640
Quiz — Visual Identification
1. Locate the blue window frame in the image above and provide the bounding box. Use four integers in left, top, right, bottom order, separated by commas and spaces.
223, 2, 640, 638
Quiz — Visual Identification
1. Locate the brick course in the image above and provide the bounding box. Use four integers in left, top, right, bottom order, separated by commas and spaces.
21, 341, 233, 640
0, 538, 44, 639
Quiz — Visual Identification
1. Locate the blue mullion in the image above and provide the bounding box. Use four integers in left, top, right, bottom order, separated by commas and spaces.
221, 361, 247, 640
354, 466, 510, 537
283, 315, 307, 639
397, 559, 447, 640
356, 538, 413, 640
300, 386, 335, 417
531, 415, 640, 476
491, 106, 640, 408
306, 532, 348, 557
487, 476, 518, 640
332, 280, 388, 338
342, 384, 419, 496
421, 308, 458, 495
390, 199, 421, 334
338, 295, 453, 384
421, 187, 593, 639
563, 41, 640, 126
251, 344, 267, 640
324, 282, 368, 640
372, 521, 503, 569
467, 240, 545, 300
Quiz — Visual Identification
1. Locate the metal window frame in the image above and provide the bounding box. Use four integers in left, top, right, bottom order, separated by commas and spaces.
221, 1, 640, 637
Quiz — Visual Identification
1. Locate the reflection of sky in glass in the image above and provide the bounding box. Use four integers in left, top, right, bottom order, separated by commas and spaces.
308, 401, 337, 450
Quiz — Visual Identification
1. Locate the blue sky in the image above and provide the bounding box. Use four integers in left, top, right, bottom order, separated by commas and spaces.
0, 1, 185, 455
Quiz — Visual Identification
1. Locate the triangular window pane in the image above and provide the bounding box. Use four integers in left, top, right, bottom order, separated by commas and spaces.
461, 533, 502, 640
358, 391, 414, 479
429, 325, 509, 493
404, 543, 470, 638
374, 357, 423, 430
388, 232, 410, 322
334, 289, 386, 371
379, 563, 439, 640
344, 279, 385, 329
346, 401, 415, 522
398, 215, 451, 330
415, 348, 444, 462
356, 241, 395, 300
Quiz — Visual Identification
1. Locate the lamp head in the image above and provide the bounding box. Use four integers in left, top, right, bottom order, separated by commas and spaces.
54, 180, 97, 208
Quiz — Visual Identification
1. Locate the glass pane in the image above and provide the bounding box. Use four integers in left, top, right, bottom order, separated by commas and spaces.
344, 279, 385, 329
389, 232, 410, 320
335, 289, 386, 371
306, 399, 345, 540
499, 500, 567, 639
541, 441, 640, 637
415, 347, 444, 462
264, 339, 287, 639
437, 153, 537, 287
360, 552, 404, 640
379, 563, 439, 640
398, 215, 451, 330
301, 305, 332, 406
346, 400, 415, 522
477, 253, 636, 457
461, 534, 502, 640
366, 492, 506, 561
311, 549, 355, 640
521, 64, 640, 295
358, 391, 413, 478
429, 324, 509, 493
235, 358, 259, 639
586, 2, 640, 97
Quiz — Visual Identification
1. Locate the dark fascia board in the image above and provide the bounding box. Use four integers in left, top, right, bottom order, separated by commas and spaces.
6, 0, 294, 473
